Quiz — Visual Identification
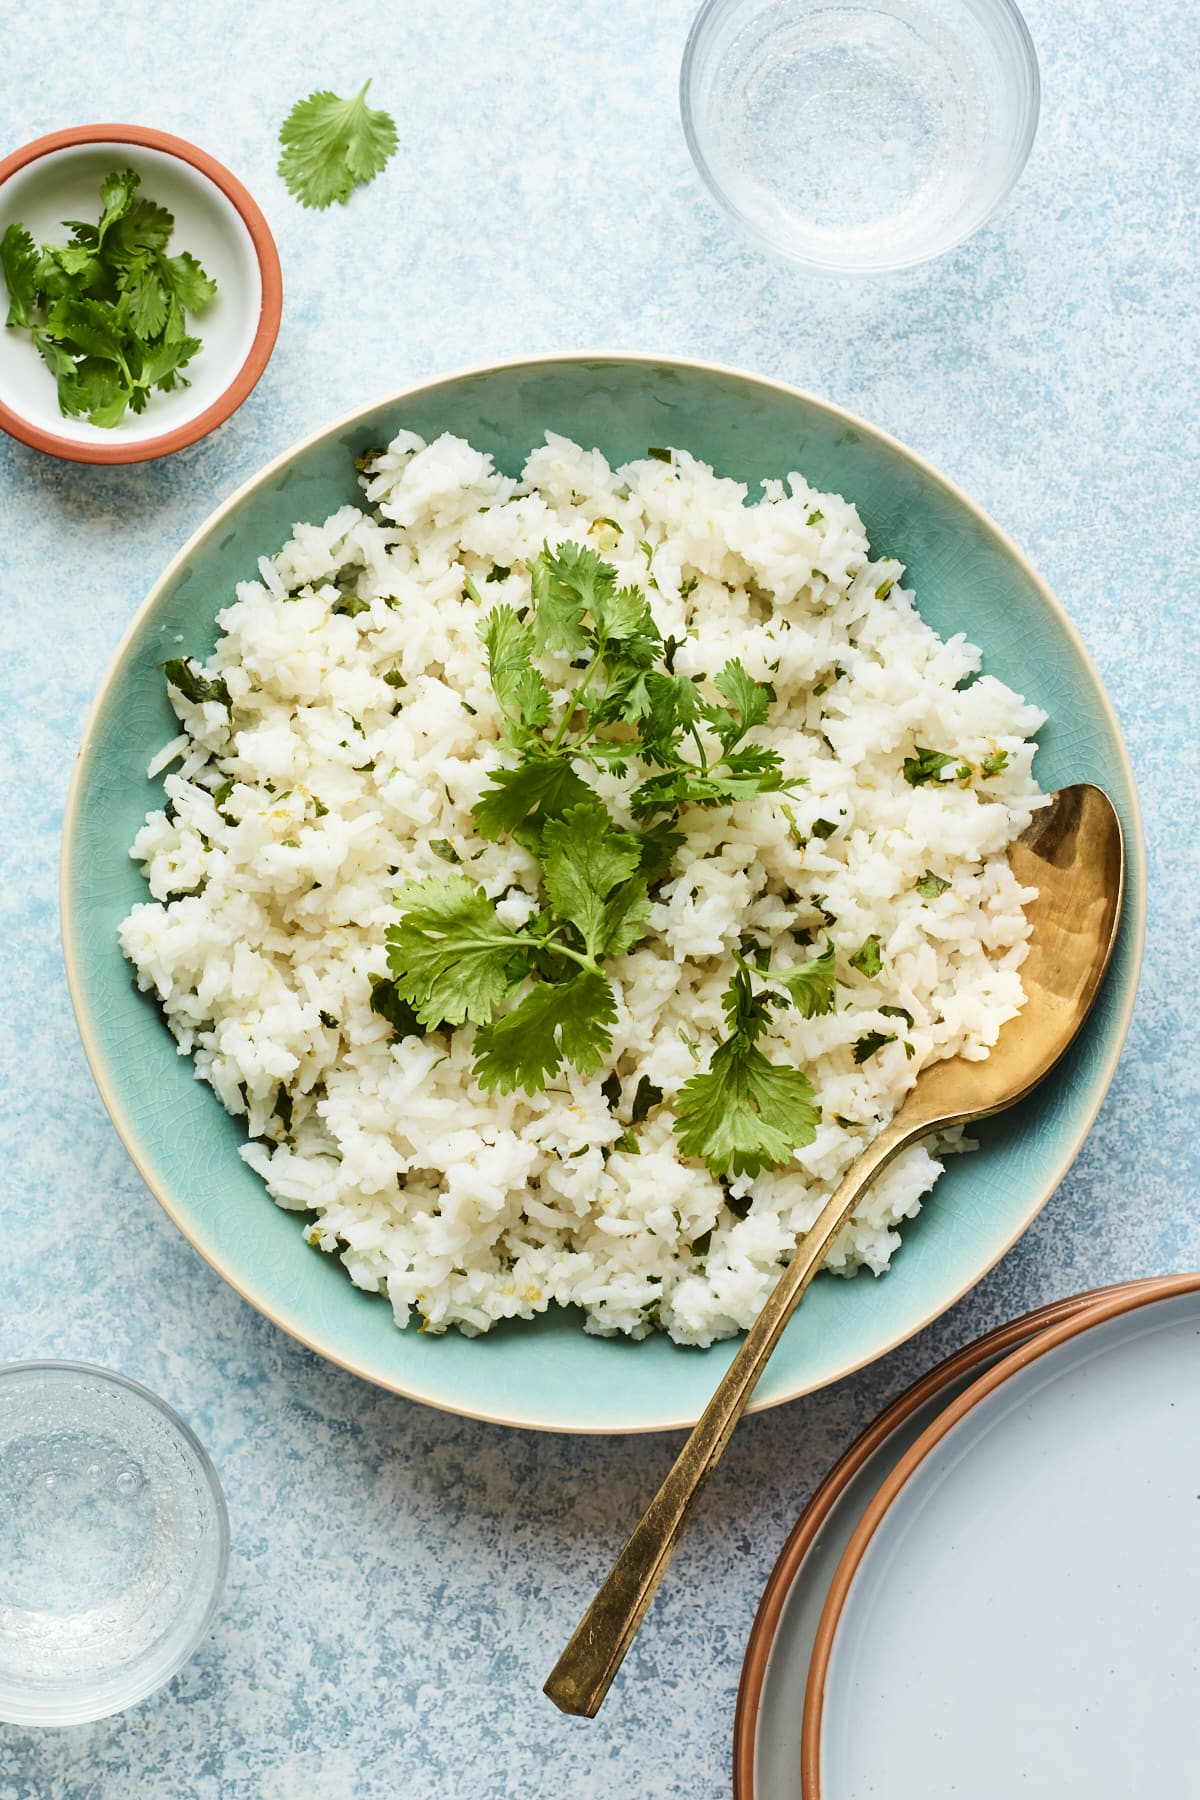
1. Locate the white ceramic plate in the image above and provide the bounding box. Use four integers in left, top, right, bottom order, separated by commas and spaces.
805, 1273, 1200, 1798
733, 1278, 1168, 1798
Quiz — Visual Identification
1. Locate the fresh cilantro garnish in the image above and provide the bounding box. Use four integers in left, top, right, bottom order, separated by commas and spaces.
879, 1005, 914, 1028
630, 1076, 664, 1124
915, 870, 951, 898
1, 170, 215, 428
853, 1030, 896, 1064
690, 1228, 713, 1257
777, 940, 837, 1018
429, 839, 461, 864
382, 669, 407, 688
806, 509, 824, 526
810, 817, 838, 839
903, 747, 957, 786
386, 876, 531, 1029
674, 965, 820, 1178
980, 749, 1009, 777
646, 446, 672, 463
368, 973, 425, 1039
164, 658, 230, 709
471, 544, 799, 860
875, 577, 895, 599
319, 1010, 338, 1030
849, 935, 883, 978
487, 564, 511, 583
277, 81, 398, 209
473, 971, 616, 1092
387, 802, 649, 1094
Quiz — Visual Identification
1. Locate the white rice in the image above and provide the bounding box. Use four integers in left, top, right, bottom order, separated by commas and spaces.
119, 430, 1045, 1346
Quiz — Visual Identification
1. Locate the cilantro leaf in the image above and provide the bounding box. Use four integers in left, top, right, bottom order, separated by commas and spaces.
778, 940, 837, 1017
903, 747, 957, 786
853, 1030, 896, 1064
674, 966, 821, 1178
161, 251, 218, 314
915, 869, 951, 898
164, 658, 231, 708
0, 168, 215, 428
636, 816, 685, 883
385, 875, 528, 1027
630, 1076, 664, 1124
879, 1004, 914, 1028
471, 753, 593, 844
980, 749, 1009, 777
710, 659, 772, 743
480, 605, 550, 735
96, 169, 140, 241
473, 970, 616, 1093
368, 974, 425, 1038
278, 81, 398, 209
0, 224, 39, 327
541, 800, 648, 960
849, 935, 883, 978
528, 542, 598, 655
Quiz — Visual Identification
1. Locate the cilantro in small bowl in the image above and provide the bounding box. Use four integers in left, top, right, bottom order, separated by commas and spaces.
0, 126, 281, 463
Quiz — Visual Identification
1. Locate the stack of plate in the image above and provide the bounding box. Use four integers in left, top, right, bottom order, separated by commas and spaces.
735, 1273, 1200, 1798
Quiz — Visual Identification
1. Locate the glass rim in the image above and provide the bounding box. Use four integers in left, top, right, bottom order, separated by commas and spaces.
0, 1359, 230, 1728
679, 0, 1042, 276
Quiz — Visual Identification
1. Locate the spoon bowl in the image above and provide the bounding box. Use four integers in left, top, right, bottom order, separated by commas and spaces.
545, 783, 1125, 1716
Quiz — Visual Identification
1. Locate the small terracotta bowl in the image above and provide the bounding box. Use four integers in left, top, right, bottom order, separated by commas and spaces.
0, 124, 282, 464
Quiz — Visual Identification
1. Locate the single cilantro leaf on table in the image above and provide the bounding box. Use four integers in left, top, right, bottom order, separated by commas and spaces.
474, 970, 616, 1093
777, 940, 837, 1018
278, 81, 398, 209
674, 965, 821, 1178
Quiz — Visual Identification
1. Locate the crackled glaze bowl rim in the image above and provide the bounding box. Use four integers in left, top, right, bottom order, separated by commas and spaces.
60, 353, 1145, 1433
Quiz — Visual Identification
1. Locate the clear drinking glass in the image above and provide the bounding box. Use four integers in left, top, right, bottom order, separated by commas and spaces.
680, 0, 1040, 273
0, 1362, 229, 1726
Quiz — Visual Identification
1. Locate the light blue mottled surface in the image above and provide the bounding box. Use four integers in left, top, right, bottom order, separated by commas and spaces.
0, 3, 1196, 1795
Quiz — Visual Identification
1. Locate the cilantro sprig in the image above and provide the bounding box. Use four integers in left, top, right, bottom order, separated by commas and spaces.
385, 540, 818, 1171
471, 540, 801, 852
1, 169, 215, 427
385, 799, 648, 1094
674, 964, 820, 1178
278, 81, 398, 209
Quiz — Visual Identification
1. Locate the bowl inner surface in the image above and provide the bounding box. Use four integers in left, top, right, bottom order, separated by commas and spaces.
0, 142, 261, 445
62, 358, 1141, 1432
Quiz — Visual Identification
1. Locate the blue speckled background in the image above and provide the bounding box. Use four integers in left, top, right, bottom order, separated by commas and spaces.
1, 2, 1197, 1794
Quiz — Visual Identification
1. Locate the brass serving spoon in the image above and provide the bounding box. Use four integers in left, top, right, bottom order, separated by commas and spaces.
545, 782, 1124, 1717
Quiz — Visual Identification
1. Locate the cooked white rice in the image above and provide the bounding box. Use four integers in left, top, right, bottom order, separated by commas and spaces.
119, 430, 1045, 1346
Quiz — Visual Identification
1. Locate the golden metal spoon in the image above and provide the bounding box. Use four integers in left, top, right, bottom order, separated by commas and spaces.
545, 782, 1124, 1717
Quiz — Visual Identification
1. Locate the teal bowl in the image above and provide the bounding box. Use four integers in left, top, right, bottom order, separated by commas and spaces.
61, 355, 1144, 1433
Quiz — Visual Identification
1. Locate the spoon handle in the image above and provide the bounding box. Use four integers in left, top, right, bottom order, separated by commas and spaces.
544, 1115, 916, 1717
